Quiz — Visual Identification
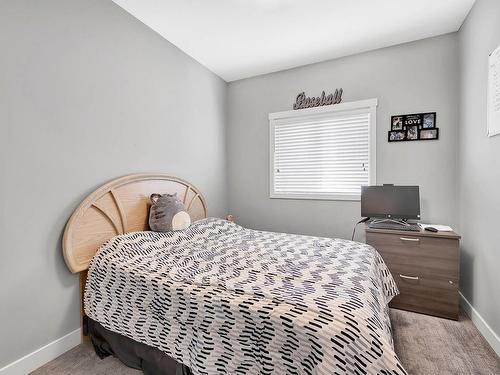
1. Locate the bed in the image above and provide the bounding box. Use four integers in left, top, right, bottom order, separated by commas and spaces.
63, 173, 407, 375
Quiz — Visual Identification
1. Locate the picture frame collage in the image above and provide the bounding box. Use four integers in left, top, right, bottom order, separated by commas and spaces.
388, 112, 439, 142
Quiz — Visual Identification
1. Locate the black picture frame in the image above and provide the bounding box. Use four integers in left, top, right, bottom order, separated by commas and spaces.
389, 112, 438, 142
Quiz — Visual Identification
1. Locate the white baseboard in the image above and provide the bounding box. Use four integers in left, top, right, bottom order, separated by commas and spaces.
460, 292, 500, 357
0, 328, 81, 375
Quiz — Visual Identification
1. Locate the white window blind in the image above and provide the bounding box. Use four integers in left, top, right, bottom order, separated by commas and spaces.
269, 99, 377, 201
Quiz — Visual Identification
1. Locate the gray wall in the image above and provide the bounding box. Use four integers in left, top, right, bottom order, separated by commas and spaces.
227, 34, 459, 240
2, 0, 498, 368
0, 0, 227, 368
458, 0, 500, 339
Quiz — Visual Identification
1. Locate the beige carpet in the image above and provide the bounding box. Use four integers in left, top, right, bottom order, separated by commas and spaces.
31, 309, 500, 375
390, 309, 500, 375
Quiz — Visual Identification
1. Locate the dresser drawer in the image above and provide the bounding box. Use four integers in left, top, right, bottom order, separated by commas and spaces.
366, 228, 460, 320
390, 272, 459, 320
366, 232, 459, 281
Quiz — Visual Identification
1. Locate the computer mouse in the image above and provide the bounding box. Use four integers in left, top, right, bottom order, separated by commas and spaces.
425, 227, 438, 232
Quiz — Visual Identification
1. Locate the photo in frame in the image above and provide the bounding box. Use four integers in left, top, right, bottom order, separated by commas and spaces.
423, 113, 436, 128
407, 125, 418, 140
391, 116, 403, 130
389, 112, 438, 142
419, 128, 439, 140
388, 131, 406, 142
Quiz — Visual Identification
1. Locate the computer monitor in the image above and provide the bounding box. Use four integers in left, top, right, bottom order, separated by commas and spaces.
361, 185, 420, 220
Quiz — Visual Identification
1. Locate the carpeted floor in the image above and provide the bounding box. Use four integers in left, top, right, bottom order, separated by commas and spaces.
31, 309, 500, 375
390, 309, 500, 374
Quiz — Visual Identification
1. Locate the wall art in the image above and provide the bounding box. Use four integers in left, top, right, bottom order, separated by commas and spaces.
293, 89, 343, 110
389, 112, 438, 142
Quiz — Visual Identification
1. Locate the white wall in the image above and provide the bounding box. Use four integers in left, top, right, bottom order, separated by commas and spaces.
227, 34, 459, 240
0, 0, 227, 368
458, 0, 500, 341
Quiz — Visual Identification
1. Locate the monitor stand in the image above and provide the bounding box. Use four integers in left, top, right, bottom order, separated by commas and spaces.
370, 218, 410, 227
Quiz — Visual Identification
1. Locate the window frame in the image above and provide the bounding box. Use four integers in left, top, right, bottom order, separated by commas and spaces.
269, 98, 377, 201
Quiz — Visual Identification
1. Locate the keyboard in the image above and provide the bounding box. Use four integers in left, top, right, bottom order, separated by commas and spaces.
368, 222, 421, 231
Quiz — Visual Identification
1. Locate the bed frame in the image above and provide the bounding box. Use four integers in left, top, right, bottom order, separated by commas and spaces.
62, 173, 208, 342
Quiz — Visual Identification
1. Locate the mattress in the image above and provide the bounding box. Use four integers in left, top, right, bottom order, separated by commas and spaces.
85, 218, 407, 375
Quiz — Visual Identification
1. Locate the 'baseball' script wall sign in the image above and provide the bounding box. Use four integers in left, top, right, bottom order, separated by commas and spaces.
293, 89, 343, 110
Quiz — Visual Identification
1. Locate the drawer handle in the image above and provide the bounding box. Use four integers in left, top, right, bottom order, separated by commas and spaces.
399, 274, 419, 280
400, 237, 420, 242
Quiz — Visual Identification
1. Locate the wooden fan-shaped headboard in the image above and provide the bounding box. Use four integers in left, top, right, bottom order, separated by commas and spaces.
63, 173, 207, 273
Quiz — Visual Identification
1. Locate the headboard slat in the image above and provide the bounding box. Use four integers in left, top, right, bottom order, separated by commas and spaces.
91, 202, 123, 235
110, 189, 127, 233
63, 173, 207, 273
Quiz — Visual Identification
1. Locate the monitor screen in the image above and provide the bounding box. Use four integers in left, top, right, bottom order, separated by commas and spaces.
361, 185, 420, 220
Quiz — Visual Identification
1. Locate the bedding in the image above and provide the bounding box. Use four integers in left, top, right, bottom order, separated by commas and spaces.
88, 317, 191, 375
85, 218, 407, 375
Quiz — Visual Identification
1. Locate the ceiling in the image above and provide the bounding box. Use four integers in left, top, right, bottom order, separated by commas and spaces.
112, 0, 475, 82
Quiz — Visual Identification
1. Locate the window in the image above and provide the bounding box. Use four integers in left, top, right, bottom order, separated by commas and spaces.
269, 99, 377, 201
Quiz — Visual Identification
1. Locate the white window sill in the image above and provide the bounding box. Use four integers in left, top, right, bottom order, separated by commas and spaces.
270, 192, 361, 202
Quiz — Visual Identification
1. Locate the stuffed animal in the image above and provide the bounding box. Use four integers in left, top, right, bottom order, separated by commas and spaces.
149, 193, 191, 232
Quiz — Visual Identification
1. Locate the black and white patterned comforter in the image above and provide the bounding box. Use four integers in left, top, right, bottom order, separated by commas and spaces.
85, 218, 407, 375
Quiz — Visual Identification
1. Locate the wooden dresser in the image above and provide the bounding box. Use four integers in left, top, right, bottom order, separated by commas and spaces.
366, 226, 461, 320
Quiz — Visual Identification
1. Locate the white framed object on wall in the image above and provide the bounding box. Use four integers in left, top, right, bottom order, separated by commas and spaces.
487, 44, 500, 137
269, 99, 377, 201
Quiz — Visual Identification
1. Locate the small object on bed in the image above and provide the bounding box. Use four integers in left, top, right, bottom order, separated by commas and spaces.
149, 193, 191, 232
